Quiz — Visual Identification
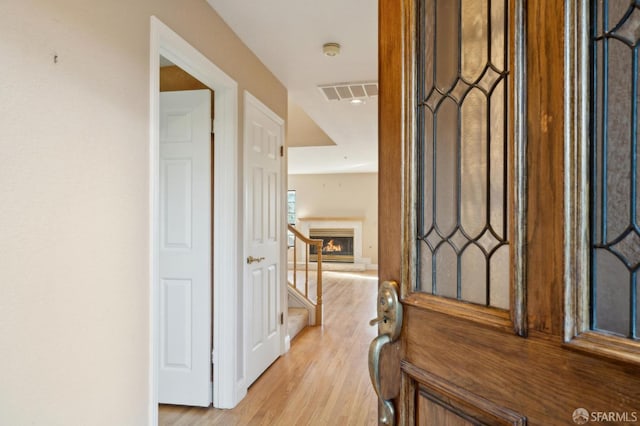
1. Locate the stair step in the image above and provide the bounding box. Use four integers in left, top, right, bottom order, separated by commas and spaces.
288, 307, 309, 341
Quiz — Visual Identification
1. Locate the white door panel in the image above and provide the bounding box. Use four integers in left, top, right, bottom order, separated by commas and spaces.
160, 279, 192, 369
266, 264, 278, 337
250, 269, 264, 350
245, 93, 284, 386
162, 159, 192, 249
159, 89, 212, 407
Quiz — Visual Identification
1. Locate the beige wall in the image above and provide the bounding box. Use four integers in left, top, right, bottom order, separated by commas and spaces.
0, 1, 286, 425
288, 173, 378, 265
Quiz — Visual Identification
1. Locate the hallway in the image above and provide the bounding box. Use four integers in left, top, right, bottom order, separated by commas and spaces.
159, 271, 379, 425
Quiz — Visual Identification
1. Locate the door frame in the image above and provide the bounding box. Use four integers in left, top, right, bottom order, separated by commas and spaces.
149, 16, 241, 421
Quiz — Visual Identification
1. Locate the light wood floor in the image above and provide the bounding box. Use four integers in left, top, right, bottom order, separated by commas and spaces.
159, 271, 379, 426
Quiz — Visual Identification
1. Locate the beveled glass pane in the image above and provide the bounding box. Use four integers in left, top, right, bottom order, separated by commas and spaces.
594, 249, 630, 336
490, 80, 506, 238
489, 244, 509, 309
435, 243, 457, 299
461, 0, 488, 82
610, 230, 640, 268
435, 98, 459, 237
591, 2, 640, 340
593, 40, 604, 244
435, 0, 460, 92
460, 89, 487, 238
614, 6, 640, 46
461, 245, 486, 305
420, 243, 433, 294
633, 271, 640, 338
423, 0, 435, 95
605, 39, 632, 240
490, 0, 506, 70
422, 108, 434, 234
608, 0, 632, 33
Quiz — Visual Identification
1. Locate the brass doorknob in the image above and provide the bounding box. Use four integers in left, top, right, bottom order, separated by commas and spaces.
247, 256, 265, 264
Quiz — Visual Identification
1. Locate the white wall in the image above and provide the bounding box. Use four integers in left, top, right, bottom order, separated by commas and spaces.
288, 173, 378, 264
0, 1, 286, 424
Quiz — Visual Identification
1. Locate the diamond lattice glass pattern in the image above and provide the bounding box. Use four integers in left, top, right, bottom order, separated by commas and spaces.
416, 0, 509, 306
591, 1, 640, 339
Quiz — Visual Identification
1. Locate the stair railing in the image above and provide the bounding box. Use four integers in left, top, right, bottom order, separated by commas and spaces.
288, 224, 323, 325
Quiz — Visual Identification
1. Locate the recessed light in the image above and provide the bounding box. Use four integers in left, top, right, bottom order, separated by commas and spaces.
323, 43, 341, 57
350, 99, 365, 105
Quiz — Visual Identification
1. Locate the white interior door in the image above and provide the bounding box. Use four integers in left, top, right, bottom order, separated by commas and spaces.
158, 89, 212, 406
244, 93, 284, 386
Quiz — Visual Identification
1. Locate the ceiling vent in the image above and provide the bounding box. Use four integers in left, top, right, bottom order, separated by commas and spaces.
318, 81, 378, 102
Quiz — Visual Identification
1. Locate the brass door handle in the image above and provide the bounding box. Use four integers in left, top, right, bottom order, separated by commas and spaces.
246, 256, 265, 264
369, 334, 394, 424
368, 281, 402, 426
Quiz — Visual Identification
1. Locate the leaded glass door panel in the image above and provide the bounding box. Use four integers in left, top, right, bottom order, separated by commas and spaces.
416, 0, 513, 311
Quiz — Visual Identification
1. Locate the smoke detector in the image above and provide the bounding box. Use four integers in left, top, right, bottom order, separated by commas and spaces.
322, 43, 341, 57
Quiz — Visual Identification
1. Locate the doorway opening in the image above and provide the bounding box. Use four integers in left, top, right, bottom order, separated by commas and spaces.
149, 17, 240, 423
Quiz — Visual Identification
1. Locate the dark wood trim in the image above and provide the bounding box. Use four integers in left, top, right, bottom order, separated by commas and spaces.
565, 331, 640, 365
403, 293, 513, 334
403, 304, 640, 424
400, 368, 417, 426
378, 0, 404, 288
403, 362, 527, 426
525, 0, 566, 336
378, 0, 407, 422
401, 0, 417, 300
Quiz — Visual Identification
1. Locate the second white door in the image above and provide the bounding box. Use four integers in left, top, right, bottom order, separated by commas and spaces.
158, 89, 212, 406
244, 92, 284, 386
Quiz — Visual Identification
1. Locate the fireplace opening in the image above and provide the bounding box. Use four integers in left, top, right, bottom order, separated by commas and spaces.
309, 228, 354, 263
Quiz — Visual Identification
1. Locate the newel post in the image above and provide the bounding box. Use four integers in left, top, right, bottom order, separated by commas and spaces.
316, 247, 323, 325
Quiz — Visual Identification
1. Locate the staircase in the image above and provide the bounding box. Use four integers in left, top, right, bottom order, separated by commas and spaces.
286, 224, 324, 340
287, 307, 309, 340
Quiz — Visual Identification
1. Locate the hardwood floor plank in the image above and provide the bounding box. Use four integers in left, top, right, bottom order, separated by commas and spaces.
159, 271, 379, 425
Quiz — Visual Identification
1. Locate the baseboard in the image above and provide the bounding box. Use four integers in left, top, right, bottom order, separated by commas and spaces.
283, 334, 291, 353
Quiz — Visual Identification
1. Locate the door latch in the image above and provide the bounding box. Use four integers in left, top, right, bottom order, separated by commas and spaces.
368, 280, 402, 426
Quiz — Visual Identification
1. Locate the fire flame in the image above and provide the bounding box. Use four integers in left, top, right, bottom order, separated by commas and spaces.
323, 239, 342, 253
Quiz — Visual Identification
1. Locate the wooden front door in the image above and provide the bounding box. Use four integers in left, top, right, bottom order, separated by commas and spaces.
377, 0, 640, 424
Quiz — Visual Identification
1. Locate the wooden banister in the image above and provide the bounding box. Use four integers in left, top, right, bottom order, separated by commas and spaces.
287, 224, 323, 325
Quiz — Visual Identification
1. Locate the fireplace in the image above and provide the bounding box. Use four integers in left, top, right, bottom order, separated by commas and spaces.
295, 218, 368, 270
309, 228, 355, 263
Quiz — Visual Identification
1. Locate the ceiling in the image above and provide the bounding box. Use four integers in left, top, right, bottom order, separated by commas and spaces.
206, 0, 378, 175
